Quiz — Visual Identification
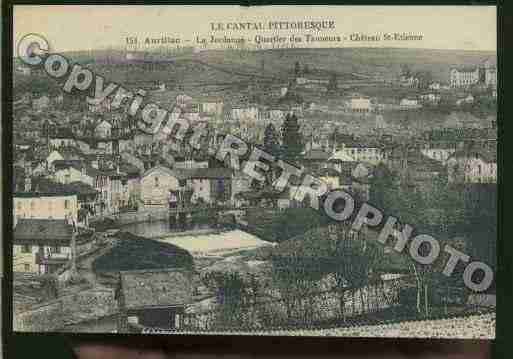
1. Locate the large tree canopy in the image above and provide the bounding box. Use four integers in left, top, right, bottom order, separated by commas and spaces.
281, 113, 303, 161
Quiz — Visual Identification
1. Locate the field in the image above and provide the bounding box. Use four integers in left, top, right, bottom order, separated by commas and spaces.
49, 47, 496, 87
14, 47, 496, 111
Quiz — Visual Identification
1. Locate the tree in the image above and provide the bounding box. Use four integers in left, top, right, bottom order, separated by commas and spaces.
405, 236, 471, 318
328, 225, 384, 319
369, 163, 395, 210
400, 64, 412, 78
270, 224, 384, 324
281, 113, 303, 161
263, 124, 281, 158
327, 73, 338, 93
294, 61, 301, 77
416, 71, 433, 89
203, 271, 252, 329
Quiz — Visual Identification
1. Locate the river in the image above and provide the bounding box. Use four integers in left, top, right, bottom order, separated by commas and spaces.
121, 219, 214, 238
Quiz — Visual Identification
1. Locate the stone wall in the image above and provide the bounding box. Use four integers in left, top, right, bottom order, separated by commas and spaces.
14, 286, 118, 332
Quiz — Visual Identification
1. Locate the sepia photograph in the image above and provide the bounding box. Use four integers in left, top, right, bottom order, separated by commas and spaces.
9, 5, 497, 340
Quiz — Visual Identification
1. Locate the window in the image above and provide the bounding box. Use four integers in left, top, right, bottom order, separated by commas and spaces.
155, 177, 159, 187
51, 246, 61, 254
16, 201, 22, 211
477, 165, 482, 175
64, 200, 69, 210
21, 245, 31, 253
24, 264, 30, 272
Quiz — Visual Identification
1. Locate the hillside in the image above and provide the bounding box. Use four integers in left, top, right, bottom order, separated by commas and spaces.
65, 47, 496, 84
92, 232, 194, 273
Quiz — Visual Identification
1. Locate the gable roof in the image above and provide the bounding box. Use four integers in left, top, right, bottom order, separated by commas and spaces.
142, 165, 176, 179
182, 167, 232, 179
15, 177, 80, 197
14, 219, 73, 246
95, 119, 112, 129
302, 149, 331, 161
406, 150, 446, 173
119, 163, 141, 178
449, 149, 497, 163
53, 160, 84, 172
143, 166, 232, 180
452, 66, 478, 72
316, 167, 340, 178
67, 181, 98, 197
53, 147, 85, 161
52, 127, 75, 139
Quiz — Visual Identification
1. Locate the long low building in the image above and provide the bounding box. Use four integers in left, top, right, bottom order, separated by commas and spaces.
13, 189, 79, 228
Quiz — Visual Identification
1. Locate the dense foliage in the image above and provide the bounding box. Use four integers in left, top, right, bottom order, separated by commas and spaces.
92, 232, 194, 272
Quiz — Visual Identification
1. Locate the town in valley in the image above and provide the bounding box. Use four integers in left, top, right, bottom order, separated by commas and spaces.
12, 45, 497, 337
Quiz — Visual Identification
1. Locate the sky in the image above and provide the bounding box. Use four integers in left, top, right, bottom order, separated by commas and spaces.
13, 5, 497, 53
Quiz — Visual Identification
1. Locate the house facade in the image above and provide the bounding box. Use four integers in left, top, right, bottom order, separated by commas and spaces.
447, 150, 497, 184
349, 97, 371, 113
187, 168, 232, 205
333, 143, 385, 165
13, 191, 79, 228
95, 120, 112, 139
140, 166, 183, 207
420, 145, 457, 164
118, 269, 194, 332
231, 107, 259, 121
400, 97, 421, 109
201, 100, 224, 116
53, 164, 94, 187
13, 219, 75, 274
450, 67, 480, 87
140, 166, 232, 207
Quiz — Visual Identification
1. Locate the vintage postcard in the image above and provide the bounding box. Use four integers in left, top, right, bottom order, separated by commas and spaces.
10, 5, 497, 338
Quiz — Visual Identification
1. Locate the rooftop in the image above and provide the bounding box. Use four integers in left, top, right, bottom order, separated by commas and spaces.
452, 66, 478, 72
406, 150, 446, 173
449, 148, 497, 163
301, 149, 331, 161
14, 219, 73, 246
143, 165, 232, 180
14, 177, 80, 197
120, 268, 194, 310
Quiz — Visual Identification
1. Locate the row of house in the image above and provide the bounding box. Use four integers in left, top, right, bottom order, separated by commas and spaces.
299, 134, 497, 191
